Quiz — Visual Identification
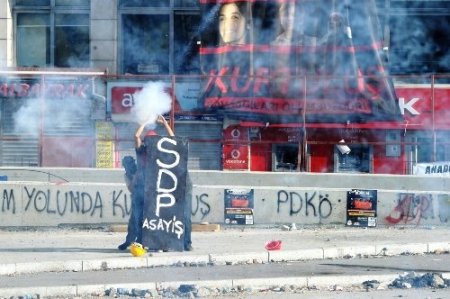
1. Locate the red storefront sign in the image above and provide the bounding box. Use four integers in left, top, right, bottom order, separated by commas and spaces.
223, 125, 249, 170
395, 84, 450, 129
0, 81, 91, 99
108, 82, 182, 120
110, 86, 141, 114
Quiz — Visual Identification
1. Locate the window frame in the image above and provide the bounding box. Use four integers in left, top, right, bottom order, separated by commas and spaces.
13, 0, 90, 67
334, 144, 373, 173
272, 143, 299, 172
118, 3, 200, 75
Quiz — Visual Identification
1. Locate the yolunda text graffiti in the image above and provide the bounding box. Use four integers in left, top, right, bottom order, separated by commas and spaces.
24, 187, 103, 217
2, 189, 15, 213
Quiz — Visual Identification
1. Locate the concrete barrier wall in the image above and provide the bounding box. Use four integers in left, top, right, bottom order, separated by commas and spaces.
190, 186, 450, 226
0, 182, 131, 226
0, 168, 449, 227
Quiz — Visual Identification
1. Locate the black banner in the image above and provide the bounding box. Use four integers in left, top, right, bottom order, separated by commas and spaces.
141, 136, 189, 251
199, 0, 400, 123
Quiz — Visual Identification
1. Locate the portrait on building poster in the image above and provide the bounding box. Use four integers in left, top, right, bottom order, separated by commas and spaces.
141, 136, 189, 251
346, 189, 377, 227
224, 188, 254, 225
199, 0, 400, 123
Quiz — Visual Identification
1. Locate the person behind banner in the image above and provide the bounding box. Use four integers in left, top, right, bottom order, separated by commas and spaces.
118, 156, 140, 250
218, 2, 249, 46
134, 115, 193, 252
118, 116, 174, 250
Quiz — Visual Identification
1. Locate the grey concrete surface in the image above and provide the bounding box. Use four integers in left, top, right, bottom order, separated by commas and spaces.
1, 167, 449, 191
0, 225, 449, 297
1, 168, 450, 227
1, 255, 450, 290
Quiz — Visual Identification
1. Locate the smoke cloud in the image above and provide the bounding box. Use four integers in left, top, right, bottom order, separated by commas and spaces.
130, 81, 172, 125
13, 99, 41, 137
13, 98, 91, 137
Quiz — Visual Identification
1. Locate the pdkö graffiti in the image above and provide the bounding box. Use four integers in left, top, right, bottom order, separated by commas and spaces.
277, 190, 333, 219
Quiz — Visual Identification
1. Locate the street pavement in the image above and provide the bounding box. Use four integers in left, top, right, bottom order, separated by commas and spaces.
0, 225, 449, 297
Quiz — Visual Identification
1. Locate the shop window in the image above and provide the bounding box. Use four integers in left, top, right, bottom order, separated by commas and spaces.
15, 0, 50, 5
16, 0, 89, 5
272, 144, 298, 172
174, 12, 200, 73
416, 137, 447, 163
335, 144, 372, 173
174, 0, 199, 8
55, 0, 90, 6
121, 14, 170, 74
119, 0, 198, 8
119, 0, 170, 8
15, 2, 90, 68
119, 4, 200, 74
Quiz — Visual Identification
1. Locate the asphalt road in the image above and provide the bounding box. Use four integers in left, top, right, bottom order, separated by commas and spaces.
1, 254, 449, 289
215, 288, 450, 299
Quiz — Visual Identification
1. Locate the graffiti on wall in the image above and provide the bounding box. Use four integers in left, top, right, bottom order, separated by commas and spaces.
1, 186, 132, 220
277, 190, 333, 219
385, 193, 433, 225
438, 194, 450, 223
1, 189, 15, 213
191, 189, 337, 222
192, 193, 211, 220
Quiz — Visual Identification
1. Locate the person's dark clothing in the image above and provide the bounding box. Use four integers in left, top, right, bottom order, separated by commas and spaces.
118, 155, 144, 250
184, 189, 193, 251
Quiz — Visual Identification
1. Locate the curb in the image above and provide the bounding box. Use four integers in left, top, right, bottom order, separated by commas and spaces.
0, 242, 449, 276
0, 274, 396, 297
6, 273, 450, 298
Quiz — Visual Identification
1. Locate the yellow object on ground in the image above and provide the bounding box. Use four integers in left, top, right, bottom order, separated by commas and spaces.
130, 242, 147, 257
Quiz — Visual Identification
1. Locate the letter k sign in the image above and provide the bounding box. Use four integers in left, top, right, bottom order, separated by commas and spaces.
398, 97, 420, 115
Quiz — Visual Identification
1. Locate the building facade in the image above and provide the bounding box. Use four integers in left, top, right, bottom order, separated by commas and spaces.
0, 0, 449, 174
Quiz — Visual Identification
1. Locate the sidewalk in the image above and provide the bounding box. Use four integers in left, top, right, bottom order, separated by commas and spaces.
0, 226, 450, 298
0, 225, 449, 275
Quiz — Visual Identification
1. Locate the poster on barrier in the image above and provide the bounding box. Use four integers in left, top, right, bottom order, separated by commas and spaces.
346, 189, 377, 227
224, 188, 254, 225
142, 136, 189, 251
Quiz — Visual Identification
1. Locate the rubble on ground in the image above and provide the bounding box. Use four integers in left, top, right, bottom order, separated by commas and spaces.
387, 272, 450, 289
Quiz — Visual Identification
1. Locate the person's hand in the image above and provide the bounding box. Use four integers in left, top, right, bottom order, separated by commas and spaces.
157, 115, 167, 124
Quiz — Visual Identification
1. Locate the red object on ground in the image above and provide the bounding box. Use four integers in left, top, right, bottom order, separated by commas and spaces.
265, 240, 282, 251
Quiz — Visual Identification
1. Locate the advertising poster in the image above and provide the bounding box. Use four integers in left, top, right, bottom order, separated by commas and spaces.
224, 188, 254, 225
199, 0, 400, 123
346, 189, 377, 227
95, 121, 114, 168
223, 126, 249, 170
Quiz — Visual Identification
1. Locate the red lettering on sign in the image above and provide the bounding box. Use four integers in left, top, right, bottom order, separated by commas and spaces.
0, 82, 91, 99
111, 86, 142, 114
230, 67, 251, 93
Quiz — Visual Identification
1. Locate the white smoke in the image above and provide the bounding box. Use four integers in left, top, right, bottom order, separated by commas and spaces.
130, 81, 172, 125
13, 97, 91, 137
13, 99, 41, 137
